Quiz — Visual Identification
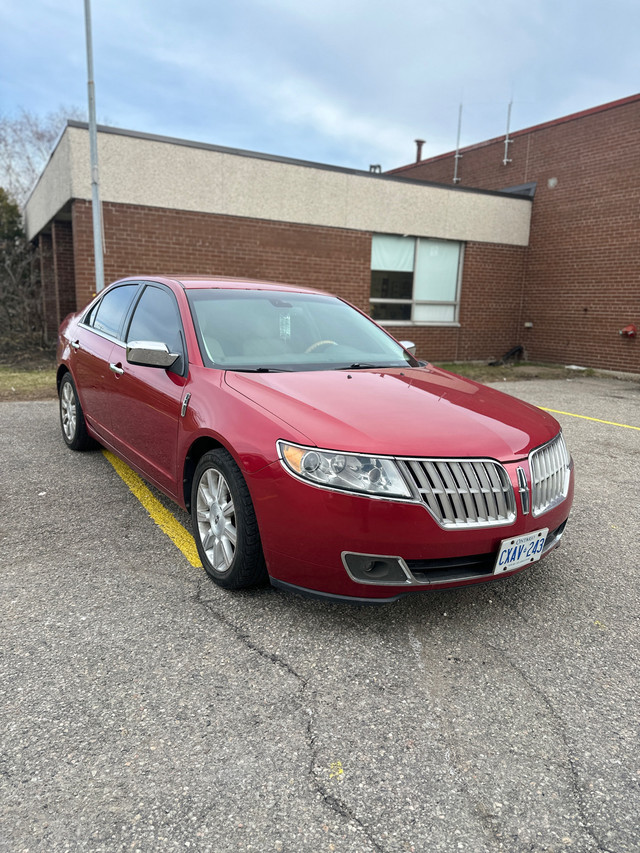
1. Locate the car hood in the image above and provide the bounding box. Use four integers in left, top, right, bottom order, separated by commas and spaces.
224, 366, 560, 460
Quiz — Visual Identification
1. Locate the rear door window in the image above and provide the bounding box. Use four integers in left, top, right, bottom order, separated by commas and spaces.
90, 284, 139, 339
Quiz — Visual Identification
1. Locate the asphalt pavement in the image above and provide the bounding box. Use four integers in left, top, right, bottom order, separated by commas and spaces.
1, 375, 639, 852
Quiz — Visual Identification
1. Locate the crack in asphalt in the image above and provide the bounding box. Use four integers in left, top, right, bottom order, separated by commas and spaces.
485, 589, 615, 853
409, 622, 614, 853
408, 628, 506, 852
488, 644, 613, 853
193, 577, 385, 853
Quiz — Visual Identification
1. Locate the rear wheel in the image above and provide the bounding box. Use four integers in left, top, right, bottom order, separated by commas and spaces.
191, 449, 267, 589
59, 372, 94, 451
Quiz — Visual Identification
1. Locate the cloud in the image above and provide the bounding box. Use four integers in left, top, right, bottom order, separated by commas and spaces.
1, 0, 638, 171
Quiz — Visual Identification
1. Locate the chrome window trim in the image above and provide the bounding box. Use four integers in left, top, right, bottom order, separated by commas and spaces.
77, 321, 125, 346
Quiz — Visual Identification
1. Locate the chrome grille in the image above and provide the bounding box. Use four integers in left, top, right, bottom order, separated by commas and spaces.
529, 433, 571, 517
398, 458, 516, 529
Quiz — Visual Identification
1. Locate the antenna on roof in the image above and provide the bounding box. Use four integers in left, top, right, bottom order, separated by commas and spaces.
453, 103, 463, 183
503, 100, 513, 166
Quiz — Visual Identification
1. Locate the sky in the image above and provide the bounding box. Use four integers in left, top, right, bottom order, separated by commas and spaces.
1, 0, 638, 172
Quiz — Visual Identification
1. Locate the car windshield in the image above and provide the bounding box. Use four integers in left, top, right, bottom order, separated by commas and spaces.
187, 289, 417, 372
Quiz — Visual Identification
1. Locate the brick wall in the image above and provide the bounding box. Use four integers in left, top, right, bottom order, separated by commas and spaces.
391, 96, 640, 373
38, 233, 56, 341
52, 221, 76, 324
39, 221, 76, 340
71, 201, 373, 314
68, 200, 528, 364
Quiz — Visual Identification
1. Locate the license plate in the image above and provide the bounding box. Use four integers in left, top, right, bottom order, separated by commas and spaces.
494, 528, 548, 574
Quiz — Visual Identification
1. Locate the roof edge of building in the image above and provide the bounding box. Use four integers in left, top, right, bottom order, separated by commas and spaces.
387, 92, 640, 174
63, 120, 533, 201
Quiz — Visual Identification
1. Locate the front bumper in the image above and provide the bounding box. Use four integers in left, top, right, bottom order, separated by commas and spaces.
249, 457, 574, 600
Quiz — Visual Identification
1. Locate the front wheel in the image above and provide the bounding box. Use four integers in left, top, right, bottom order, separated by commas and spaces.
59, 372, 95, 451
191, 449, 267, 589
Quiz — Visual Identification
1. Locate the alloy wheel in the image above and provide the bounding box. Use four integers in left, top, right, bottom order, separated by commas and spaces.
60, 381, 77, 441
196, 467, 237, 573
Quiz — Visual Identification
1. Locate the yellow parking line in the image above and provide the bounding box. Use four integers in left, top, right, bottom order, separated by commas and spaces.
540, 407, 640, 431
102, 450, 203, 568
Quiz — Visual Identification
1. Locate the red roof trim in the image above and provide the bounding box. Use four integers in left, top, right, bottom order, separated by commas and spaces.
388, 93, 640, 173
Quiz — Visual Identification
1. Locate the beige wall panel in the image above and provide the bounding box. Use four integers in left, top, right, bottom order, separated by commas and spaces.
24, 132, 74, 239
26, 126, 531, 246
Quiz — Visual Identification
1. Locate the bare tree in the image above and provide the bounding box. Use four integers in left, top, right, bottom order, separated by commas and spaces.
0, 105, 85, 209
0, 108, 87, 353
0, 187, 44, 350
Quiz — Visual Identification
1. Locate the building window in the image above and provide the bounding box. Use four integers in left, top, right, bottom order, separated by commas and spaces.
370, 234, 463, 324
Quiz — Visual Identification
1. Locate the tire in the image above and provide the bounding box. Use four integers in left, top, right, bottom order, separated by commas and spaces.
191, 449, 268, 589
59, 372, 95, 451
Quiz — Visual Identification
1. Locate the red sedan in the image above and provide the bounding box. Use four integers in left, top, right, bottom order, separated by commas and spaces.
57, 276, 574, 601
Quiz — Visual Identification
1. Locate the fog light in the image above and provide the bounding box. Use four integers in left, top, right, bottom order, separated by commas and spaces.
362, 560, 392, 579
342, 553, 412, 585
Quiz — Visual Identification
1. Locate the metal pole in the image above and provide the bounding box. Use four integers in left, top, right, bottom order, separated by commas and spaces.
453, 103, 463, 183
503, 100, 513, 166
84, 0, 105, 292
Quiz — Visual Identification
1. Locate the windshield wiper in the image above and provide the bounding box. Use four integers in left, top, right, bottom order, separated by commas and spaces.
231, 367, 294, 373
335, 363, 390, 370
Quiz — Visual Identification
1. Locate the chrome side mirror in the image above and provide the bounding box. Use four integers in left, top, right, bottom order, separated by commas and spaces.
399, 340, 416, 357
126, 340, 179, 369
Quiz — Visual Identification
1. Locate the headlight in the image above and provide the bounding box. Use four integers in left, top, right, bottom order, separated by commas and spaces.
277, 441, 412, 499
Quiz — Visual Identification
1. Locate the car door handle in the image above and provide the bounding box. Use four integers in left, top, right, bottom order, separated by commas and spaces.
109, 362, 124, 376
71, 340, 80, 350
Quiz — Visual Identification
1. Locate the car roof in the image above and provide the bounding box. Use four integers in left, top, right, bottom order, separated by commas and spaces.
112, 275, 328, 296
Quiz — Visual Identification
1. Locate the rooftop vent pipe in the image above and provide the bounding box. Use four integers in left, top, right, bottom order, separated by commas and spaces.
415, 139, 425, 162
